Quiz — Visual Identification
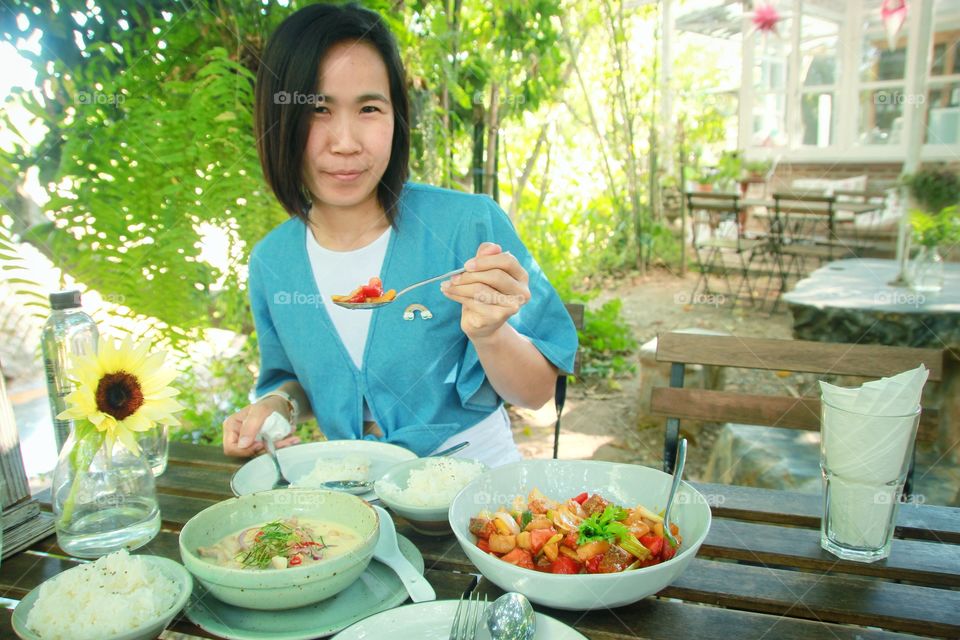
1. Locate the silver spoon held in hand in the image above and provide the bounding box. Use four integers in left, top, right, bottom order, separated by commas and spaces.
333, 267, 466, 310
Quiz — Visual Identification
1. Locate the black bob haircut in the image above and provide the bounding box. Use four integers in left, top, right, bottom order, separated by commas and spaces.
254, 3, 410, 223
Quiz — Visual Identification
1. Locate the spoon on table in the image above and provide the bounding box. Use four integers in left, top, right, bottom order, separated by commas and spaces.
372, 505, 436, 602
333, 267, 466, 310
320, 440, 472, 494
486, 592, 536, 640
662, 437, 687, 549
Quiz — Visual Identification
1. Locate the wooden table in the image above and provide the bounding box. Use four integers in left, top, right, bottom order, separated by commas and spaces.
3, 442, 959, 639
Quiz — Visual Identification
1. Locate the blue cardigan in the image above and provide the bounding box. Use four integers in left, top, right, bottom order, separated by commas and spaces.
247, 183, 578, 456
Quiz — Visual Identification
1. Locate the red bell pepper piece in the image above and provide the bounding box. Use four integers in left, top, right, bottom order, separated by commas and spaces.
572, 492, 589, 505
288, 555, 302, 566
584, 554, 603, 574
661, 542, 677, 561
550, 555, 581, 574
640, 533, 664, 558
360, 284, 382, 299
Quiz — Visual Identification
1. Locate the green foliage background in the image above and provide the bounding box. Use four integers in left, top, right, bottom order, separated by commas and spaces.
1, 0, 736, 442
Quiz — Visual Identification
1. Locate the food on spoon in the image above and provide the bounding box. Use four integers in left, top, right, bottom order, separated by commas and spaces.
469, 489, 682, 574
331, 277, 397, 304
197, 517, 362, 569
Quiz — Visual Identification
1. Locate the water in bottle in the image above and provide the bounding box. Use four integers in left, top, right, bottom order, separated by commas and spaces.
40, 291, 99, 453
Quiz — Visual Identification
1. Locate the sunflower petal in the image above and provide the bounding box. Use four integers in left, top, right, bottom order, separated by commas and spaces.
159, 414, 182, 427
137, 397, 184, 421
121, 411, 154, 433
96, 337, 113, 370
144, 386, 180, 399
72, 357, 103, 392
117, 427, 141, 456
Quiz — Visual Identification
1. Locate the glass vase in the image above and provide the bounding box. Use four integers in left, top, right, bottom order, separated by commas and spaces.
138, 424, 169, 476
51, 425, 161, 558
909, 245, 944, 294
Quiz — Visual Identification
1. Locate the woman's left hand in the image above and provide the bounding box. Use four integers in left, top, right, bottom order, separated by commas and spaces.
441, 242, 531, 341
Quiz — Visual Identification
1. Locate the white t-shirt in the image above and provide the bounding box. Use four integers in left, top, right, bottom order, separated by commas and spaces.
304, 226, 520, 467
305, 227, 391, 370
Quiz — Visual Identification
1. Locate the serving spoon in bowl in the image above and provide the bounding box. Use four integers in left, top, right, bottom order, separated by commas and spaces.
333, 267, 466, 310
662, 437, 687, 548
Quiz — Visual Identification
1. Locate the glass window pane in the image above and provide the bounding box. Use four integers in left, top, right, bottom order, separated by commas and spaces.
931, 0, 960, 76
752, 92, 788, 147
858, 89, 905, 144
932, 43, 948, 76
801, 91, 834, 146
801, 14, 839, 86
860, 1, 907, 82
926, 82, 960, 144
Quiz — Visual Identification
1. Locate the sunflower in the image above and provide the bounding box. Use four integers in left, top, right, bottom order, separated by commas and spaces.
58, 337, 184, 455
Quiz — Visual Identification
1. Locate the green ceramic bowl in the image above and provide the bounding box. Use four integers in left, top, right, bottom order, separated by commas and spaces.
179, 489, 379, 610
12, 556, 192, 640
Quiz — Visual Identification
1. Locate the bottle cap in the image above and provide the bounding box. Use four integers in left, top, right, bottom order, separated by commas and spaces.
50, 290, 83, 310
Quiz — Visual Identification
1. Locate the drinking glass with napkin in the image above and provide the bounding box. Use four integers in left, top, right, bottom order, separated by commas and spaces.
819, 364, 928, 561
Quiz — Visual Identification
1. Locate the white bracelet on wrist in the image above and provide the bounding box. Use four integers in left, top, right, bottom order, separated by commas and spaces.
260, 389, 299, 427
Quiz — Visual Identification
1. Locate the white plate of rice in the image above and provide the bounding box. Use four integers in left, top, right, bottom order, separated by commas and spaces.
12, 550, 192, 640
230, 440, 417, 501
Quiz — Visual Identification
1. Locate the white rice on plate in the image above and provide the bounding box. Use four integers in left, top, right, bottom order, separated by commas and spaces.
378, 458, 484, 507
294, 454, 370, 486
25, 549, 178, 640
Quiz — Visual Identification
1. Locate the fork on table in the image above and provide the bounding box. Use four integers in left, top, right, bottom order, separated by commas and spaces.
449, 590, 487, 640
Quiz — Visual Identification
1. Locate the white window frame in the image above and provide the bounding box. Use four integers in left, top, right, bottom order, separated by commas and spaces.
740, 0, 959, 163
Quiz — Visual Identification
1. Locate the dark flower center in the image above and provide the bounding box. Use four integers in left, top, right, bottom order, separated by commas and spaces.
95, 371, 144, 420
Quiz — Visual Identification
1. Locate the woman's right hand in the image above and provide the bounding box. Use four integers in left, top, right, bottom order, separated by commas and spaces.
222, 397, 301, 457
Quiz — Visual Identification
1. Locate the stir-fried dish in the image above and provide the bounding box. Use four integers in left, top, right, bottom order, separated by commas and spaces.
469, 489, 681, 574
198, 517, 362, 570
331, 277, 396, 304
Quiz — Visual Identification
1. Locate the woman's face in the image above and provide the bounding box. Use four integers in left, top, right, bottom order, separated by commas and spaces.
301, 40, 395, 217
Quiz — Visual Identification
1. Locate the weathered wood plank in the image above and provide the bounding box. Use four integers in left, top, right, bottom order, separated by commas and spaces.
664, 558, 960, 637
655, 333, 944, 381
701, 518, 960, 587
0, 551, 82, 599
651, 387, 939, 441
169, 442, 243, 469
692, 481, 960, 544
475, 578, 931, 640
155, 464, 236, 501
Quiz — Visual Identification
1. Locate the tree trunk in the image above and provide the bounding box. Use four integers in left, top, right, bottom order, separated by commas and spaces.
484, 83, 500, 197
472, 118, 485, 194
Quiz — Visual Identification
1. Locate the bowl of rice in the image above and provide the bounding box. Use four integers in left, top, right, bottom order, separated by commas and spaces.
12, 549, 191, 640
374, 457, 486, 535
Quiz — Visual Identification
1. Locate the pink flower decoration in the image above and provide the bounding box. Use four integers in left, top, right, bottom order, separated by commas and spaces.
752, 3, 782, 34
881, 0, 908, 51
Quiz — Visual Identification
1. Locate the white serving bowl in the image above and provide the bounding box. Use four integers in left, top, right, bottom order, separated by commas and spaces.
179, 489, 379, 610
374, 457, 486, 536
11, 556, 192, 640
448, 459, 712, 611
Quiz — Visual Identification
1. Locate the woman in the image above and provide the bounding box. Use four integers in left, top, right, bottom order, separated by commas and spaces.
222, 3, 577, 467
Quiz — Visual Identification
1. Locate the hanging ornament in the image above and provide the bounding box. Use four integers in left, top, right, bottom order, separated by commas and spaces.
881, 0, 908, 51
752, 2, 783, 36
